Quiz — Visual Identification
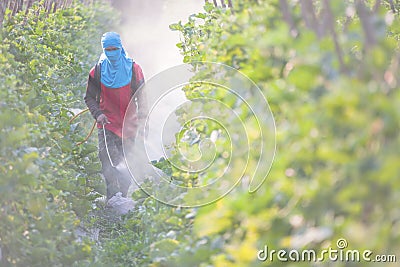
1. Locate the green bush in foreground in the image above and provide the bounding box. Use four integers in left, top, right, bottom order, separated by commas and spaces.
95, 1, 400, 266
0, 1, 116, 266
164, 0, 400, 266
2, 0, 399, 266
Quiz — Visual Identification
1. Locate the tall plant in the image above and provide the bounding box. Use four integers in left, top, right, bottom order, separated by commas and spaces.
166, 0, 400, 265
0, 1, 116, 265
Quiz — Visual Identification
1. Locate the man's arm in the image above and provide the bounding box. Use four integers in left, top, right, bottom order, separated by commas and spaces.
133, 64, 149, 136
135, 64, 145, 90
84, 68, 103, 120
134, 64, 147, 119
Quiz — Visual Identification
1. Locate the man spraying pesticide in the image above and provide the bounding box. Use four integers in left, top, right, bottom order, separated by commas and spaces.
84, 32, 145, 205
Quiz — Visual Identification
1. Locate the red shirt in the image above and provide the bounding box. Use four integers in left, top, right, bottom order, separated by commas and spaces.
85, 63, 145, 138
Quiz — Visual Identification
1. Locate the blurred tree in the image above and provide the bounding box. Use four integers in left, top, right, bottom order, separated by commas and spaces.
165, 0, 400, 266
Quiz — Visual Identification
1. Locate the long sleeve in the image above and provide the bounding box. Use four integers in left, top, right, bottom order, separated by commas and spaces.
133, 64, 147, 120
84, 68, 103, 120
134, 63, 145, 90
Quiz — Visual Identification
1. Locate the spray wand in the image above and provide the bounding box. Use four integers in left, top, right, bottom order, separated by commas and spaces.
102, 123, 117, 168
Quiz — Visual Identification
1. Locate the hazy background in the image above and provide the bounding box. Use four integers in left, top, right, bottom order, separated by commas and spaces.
111, 0, 204, 160
113, 0, 204, 78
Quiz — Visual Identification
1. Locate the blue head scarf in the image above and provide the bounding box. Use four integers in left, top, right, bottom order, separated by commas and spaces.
99, 32, 133, 88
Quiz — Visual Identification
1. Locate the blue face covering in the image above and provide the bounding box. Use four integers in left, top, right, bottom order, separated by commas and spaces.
104, 49, 122, 65
98, 32, 133, 88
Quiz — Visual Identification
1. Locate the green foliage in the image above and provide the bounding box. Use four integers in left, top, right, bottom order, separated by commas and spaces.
87, 183, 195, 267
0, 1, 116, 266
164, 0, 400, 266
2, 0, 399, 266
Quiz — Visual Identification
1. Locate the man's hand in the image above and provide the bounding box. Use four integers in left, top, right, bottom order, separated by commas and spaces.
97, 114, 110, 125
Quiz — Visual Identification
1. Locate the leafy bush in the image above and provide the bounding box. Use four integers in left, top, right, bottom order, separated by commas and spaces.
166, 0, 400, 266
0, 1, 116, 266
2, 1, 399, 266
92, 188, 194, 266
